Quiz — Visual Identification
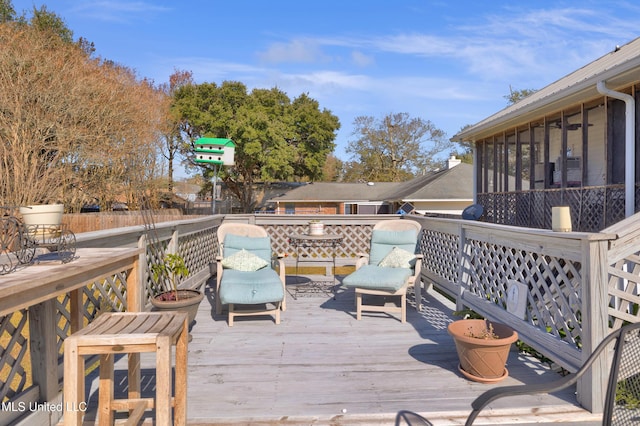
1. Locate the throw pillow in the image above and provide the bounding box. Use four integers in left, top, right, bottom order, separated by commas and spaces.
222, 249, 269, 271
378, 246, 415, 269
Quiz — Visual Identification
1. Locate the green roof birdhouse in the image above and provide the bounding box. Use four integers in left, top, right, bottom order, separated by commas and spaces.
194, 138, 235, 166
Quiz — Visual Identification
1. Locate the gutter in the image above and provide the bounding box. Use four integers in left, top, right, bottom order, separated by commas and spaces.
596, 80, 636, 217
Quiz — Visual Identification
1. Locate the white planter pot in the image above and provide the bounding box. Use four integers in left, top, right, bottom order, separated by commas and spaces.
19, 204, 64, 227
308, 222, 325, 236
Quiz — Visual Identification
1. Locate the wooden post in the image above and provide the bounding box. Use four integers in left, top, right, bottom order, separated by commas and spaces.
29, 300, 59, 402
577, 238, 610, 413
69, 288, 83, 334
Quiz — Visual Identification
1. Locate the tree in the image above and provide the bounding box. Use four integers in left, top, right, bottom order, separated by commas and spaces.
0, 0, 16, 22
504, 86, 537, 105
0, 21, 169, 210
29, 4, 73, 43
159, 69, 194, 193
344, 112, 451, 182
172, 81, 340, 212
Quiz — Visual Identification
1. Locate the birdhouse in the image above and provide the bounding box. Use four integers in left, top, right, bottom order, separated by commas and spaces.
194, 138, 235, 166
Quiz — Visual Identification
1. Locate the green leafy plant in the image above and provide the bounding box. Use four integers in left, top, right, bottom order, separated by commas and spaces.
616, 376, 640, 409
151, 253, 189, 301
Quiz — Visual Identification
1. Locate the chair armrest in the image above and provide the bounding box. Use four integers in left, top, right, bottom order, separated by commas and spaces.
413, 254, 423, 278
465, 375, 578, 425
355, 255, 369, 270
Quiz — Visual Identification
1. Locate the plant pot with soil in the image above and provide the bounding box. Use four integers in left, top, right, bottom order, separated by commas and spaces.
150, 253, 204, 326
448, 318, 518, 383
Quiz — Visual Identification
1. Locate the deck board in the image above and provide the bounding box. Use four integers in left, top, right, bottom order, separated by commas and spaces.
85, 275, 602, 425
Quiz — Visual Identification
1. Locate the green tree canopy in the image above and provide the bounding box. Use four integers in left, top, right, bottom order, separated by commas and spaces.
172, 81, 340, 212
344, 112, 451, 182
504, 86, 538, 105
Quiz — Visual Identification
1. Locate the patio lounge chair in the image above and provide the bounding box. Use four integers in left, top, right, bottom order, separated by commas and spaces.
215, 223, 286, 326
396, 321, 640, 425
342, 219, 423, 323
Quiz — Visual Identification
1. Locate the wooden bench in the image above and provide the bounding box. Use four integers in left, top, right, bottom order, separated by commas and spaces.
63, 311, 189, 425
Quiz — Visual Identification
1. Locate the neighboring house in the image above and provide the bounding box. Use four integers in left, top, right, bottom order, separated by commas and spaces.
269, 156, 474, 216
453, 37, 640, 232
269, 181, 398, 214
379, 157, 474, 216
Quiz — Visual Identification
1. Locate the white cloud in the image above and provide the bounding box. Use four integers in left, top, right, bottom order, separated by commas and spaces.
69, 1, 170, 22
351, 51, 374, 67
257, 39, 331, 64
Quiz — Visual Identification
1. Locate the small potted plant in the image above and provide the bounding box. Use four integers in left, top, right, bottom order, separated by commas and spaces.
448, 316, 518, 383
150, 253, 204, 326
308, 220, 325, 236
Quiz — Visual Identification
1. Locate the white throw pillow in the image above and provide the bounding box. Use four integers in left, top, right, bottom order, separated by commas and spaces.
378, 247, 415, 269
222, 249, 268, 271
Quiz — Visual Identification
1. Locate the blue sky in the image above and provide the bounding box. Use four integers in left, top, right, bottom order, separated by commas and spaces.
11, 0, 640, 175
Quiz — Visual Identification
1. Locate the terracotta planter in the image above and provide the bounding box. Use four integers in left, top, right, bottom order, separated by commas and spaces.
448, 319, 518, 383
151, 289, 204, 326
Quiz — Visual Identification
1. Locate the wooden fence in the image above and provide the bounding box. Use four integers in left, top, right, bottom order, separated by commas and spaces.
62, 210, 201, 233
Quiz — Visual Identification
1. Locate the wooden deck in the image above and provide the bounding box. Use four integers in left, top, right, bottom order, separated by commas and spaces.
82, 275, 602, 425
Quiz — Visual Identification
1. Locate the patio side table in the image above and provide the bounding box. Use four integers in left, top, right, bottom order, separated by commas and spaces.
63, 311, 189, 426
288, 233, 343, 298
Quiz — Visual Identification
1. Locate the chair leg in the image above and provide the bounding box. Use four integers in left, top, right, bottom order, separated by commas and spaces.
414, 279, 422, 311
216, 294, 222, 315
401, 293, 406, 323
356, 291, 362, 320
275, 303, 281, 324
228, 303, 234, 327
98, 354, 114, 426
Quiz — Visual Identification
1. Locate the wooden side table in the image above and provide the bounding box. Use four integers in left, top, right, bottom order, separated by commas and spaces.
63, 311, 189, 425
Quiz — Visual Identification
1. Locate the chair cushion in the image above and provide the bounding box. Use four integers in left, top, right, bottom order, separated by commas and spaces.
223, 234, 272, 263
221, 249, 269, 271
368, 229, 417, 266
219, 268, 284, 305
378, 246, 416, 268
342, 265, 412, 292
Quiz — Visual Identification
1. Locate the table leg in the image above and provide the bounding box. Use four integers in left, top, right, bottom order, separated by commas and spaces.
63, 338, 84, 426
155, 335, 172, 424
98, 354, 114, 426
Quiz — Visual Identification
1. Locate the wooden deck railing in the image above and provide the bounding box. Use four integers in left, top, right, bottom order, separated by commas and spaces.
477, 184, 633, 232
1, 212, 639, 423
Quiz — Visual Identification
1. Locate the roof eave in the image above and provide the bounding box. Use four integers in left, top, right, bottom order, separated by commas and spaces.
454, 53, 640, 142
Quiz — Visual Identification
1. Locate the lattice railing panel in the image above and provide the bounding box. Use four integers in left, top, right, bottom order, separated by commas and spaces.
419, 228, 458, 285
577, 187, 605, 232
605, 186, 626, 228
146, 239, 170, 297
608, 252, 640, 330
465, 239, 583, 347
86, 273, 128, 313
177, 228, 217, 281
266, 223, 372, 262
0, 310, 30, 402
479, 184, 628, 232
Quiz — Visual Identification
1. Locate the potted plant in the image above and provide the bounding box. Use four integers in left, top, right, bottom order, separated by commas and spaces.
448, 317, 518, 383
19, 203, 64, 240
308, 220, 325, 236
150, 253, 204, 327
